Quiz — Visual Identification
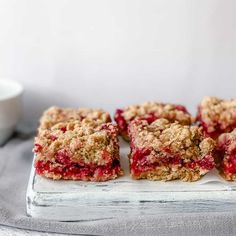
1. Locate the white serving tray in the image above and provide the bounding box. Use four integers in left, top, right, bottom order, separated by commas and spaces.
26, 140, 236, 221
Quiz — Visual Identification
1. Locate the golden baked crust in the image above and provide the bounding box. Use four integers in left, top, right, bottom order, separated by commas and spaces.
39, 106, 111, 130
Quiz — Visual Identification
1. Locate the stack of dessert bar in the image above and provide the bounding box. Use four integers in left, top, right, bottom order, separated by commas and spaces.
33, 97, 236, 182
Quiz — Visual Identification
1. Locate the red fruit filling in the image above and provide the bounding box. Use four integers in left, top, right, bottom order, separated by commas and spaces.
142, 112, 159, 124
101, 123, 117, 137
50, 135, 58, 141
60, 127, 67, 133
222, 156, 236, 174
115, 109, 159, 138
196, 155, 215, 170
34, 144, 43, 153
114, 109, 128, 135
216, 135, 236, 177
130, 148, 215, 176
174, 105, 188, 113
200, 119, 226, 139
55, 149, 71, 165
34, 158, 121, 180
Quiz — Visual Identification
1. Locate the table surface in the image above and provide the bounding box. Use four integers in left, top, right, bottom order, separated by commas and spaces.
2, 138, 235, 235
0, 226, 66, 235
27, 141, 236, 222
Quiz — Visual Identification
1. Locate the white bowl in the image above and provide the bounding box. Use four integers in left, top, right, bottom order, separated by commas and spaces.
0, 79, 23, 145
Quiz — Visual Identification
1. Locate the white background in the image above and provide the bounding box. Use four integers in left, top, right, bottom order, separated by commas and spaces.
0, 0, 236, 130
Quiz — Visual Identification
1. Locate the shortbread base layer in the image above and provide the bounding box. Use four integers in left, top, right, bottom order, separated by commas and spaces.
130, 166, 209, 182
220, 171, 236, 181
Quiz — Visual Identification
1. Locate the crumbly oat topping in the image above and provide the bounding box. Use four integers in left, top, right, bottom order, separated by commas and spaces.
39, 106, 111, 130
199, 96, 236, 133
129, 118, 215, 160
121, 102, 193, 125
34, 119, 119, 165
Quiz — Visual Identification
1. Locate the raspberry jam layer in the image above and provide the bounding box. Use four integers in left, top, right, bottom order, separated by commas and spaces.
199, 118, 228, 139
222, 156, 236, 174
114, 109, 129, 136
174, 105, 188, 113
35, 158, 121, 181
130, 148, 215, 177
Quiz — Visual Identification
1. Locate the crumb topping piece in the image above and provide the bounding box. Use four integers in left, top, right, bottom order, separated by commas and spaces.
39, 106, 111, 130
199, 96, 236, 133
129, 118, 215, 159
34, 119, 119, 166
121, 102, 193, 125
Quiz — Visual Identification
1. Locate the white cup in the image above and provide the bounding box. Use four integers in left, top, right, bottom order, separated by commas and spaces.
0, 79, 23, 146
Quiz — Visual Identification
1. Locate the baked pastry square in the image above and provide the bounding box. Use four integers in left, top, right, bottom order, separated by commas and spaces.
217, 129, 236, 181
34, 119, 123, 181
114, 102, 193, 141
128, 118, 216, 182
39, 106, 111, 130
197, 96, 236, 139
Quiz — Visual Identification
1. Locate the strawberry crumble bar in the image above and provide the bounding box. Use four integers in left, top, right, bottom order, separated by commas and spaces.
197, 96, 236, 139
128, 118, 216, 181
39, 106, 111, 130
114, 102, 193, 141
217, 129, 236, 181
34, 119, 123, 181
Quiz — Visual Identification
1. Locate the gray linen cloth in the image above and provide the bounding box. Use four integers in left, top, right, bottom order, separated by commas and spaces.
0, 137, 235, 236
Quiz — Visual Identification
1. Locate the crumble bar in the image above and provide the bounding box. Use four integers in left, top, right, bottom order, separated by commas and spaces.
217, 129, 236, 181
39, 106, 111, 130
197, 96, 236, 138
114, 102, 193, 141
128, 118, 215, 182
34, 119, 123, 181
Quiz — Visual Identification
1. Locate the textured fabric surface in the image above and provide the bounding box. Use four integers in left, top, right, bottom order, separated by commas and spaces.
0, 137, 236, 236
